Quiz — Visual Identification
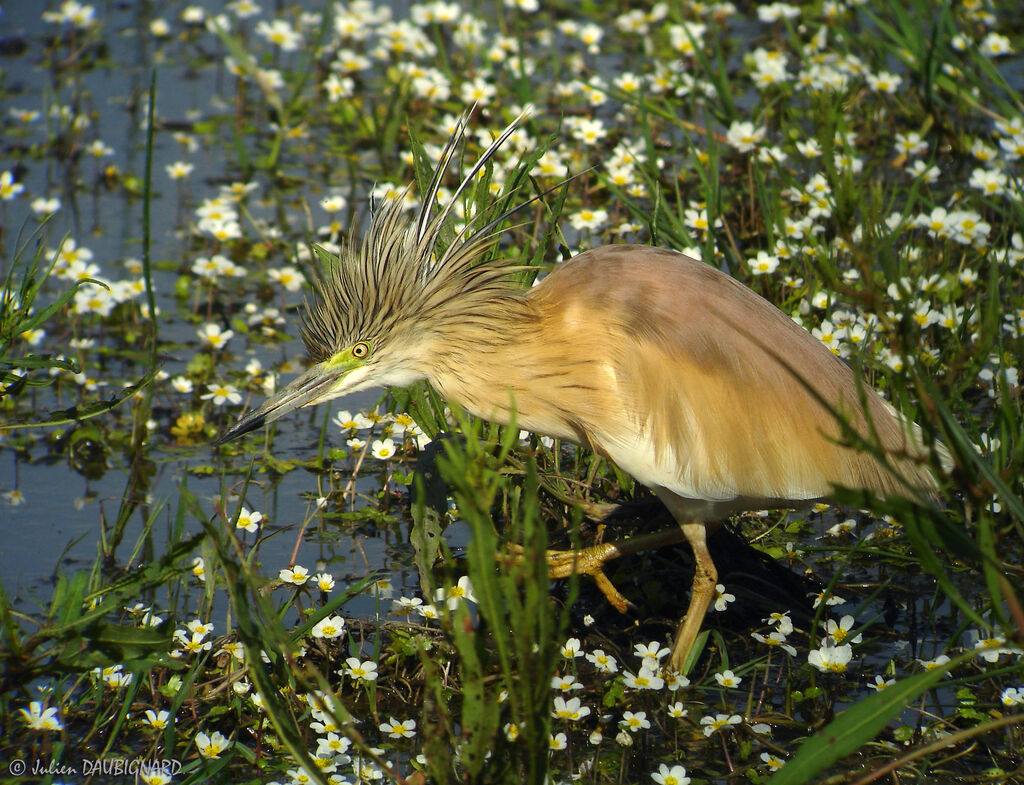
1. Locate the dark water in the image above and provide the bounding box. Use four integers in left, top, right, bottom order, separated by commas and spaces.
0, 0, 406, 619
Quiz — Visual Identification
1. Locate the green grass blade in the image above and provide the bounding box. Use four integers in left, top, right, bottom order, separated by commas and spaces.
768, 652, 972, 785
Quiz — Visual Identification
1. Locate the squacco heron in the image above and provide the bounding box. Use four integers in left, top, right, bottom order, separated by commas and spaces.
218, 112, 940, 672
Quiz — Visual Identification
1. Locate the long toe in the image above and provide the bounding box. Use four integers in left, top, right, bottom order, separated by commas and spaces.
544, 542, 624, 578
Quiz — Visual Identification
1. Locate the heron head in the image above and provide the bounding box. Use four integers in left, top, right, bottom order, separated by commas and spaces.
213, 329, 422, 444
216, 109, 532, 445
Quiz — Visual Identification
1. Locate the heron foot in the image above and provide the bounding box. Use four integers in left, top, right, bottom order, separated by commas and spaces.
546, 543, 632, 612
542, 542, 624, 578
502, 542, 631, 613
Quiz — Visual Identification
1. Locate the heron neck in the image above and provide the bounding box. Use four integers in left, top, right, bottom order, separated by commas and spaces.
424, 297, 604, 444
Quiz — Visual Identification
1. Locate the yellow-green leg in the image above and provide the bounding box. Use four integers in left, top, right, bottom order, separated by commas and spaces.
668, 521, 718, 672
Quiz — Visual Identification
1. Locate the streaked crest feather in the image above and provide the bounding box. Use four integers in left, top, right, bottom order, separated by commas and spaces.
299, 109, 533, 364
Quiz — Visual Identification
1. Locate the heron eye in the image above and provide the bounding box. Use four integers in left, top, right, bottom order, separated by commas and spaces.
351, 341, 371, 359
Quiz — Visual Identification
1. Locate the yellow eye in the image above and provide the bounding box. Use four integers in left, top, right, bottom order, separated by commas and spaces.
351, 341, 371, 359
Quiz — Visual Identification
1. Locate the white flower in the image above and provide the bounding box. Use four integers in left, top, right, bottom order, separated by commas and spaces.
714, 669, 741, 688
979, 32, 1012, 57
197, 323, 234, 350
19, 702, 63, 731
311, 615, 346, 640
969, 631, 1021, 663
666, 701, 688, 719
623, 666, 665, 690
551, 674, 584, 692
585, 649, 618, 673
279, 565, 310, 585
166, 161, 194, 179
822, 615, 862, 646
234, 507, 263, 533
379, 716, 416, 738
561, 637, 584, 658
1000, 686, 1023, 707
621, 710, 650, 732
765, 611, 794, 635
195, 730, 231, 758
712, 583, 736, 610
201, 383, 241, 406
341, 657, 378, 682
434, 576, 476, 609
371, 438, 397, 460
569, 208, 609, 231
749, 251, 780, 275
700, 713, 741, 736
335, 409, 376, 430
726, 120, 766, 152
552, 696, 591, 721
633, 641, 669, 666
808, 643, 853, 673
255, 19, 302, 50
751, 630, 797, 656
651, 763, 690, 785
867, 674, 895, 691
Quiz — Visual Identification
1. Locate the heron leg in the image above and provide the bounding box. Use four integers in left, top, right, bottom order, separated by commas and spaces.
668, 521, 718, 673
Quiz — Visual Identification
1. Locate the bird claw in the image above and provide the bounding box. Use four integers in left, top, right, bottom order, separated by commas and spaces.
501, 542, 631, 614
591, 569, 630, 614
542, 542, 622, 577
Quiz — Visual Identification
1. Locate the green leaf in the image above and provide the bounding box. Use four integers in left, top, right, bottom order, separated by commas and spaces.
768, 652, 970, 785
0, 366, 160, 430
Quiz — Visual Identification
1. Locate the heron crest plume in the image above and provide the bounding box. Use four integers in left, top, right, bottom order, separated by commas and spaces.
300, 111, 532, 367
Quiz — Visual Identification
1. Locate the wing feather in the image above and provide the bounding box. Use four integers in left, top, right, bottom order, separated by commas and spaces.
529, 245, 931, 509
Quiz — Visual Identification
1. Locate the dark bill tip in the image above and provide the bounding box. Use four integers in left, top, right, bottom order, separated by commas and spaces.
211, 363, 343, 448
214, 411, 267, 446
